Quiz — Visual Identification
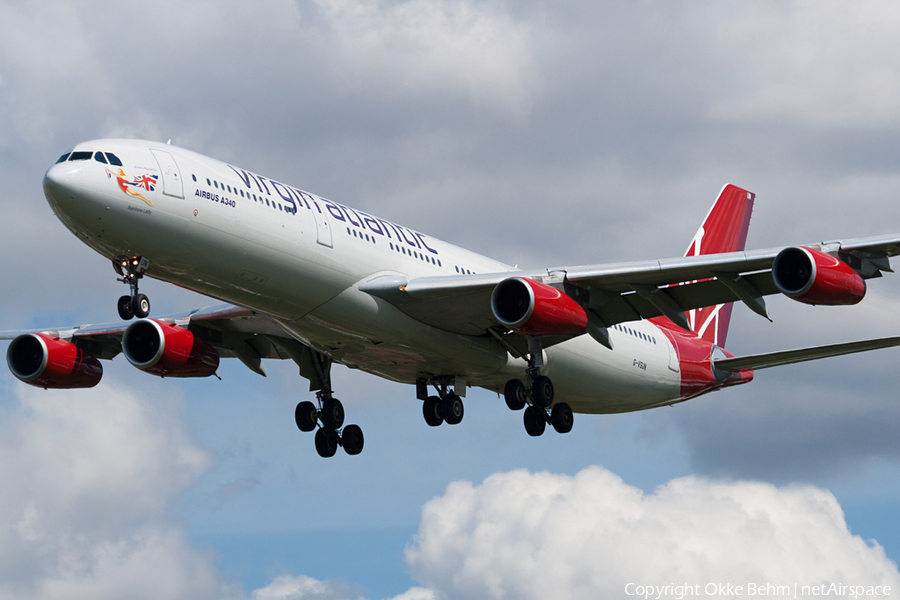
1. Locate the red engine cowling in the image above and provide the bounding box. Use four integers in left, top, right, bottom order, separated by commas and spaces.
772, 246, 866, 306
6, 332, 102, 389
122, 319, 219, 377
491, 277, 588, 336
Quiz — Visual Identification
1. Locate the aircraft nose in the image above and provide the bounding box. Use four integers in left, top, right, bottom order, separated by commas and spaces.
43, 161, 84, 210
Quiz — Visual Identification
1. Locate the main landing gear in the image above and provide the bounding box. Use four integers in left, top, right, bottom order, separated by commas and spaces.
292, 349, 364, 458
114, 257, 151, 320
503, 337, 574, 437
419, 376, 465, 427
294, 390, 365, 458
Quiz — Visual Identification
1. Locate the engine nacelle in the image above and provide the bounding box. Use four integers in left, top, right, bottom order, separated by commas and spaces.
491, 277, 588, 336
122, 319, 219, 377
772, 246, 866, 306
7, 333, 102, 389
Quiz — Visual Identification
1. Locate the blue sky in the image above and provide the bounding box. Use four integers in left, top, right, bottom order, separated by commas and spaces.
2, 1, 900, 598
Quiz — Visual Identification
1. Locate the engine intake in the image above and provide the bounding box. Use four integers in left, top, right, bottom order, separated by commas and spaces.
7, 333, 102, 389
122, 319, 220, 377
491, 277, 588, 336
772, 246, 866, 306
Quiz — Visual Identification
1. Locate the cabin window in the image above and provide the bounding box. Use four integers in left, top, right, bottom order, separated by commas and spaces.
191, 174, 197, 182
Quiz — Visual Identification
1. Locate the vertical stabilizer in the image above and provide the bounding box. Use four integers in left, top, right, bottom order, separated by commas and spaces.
684, 184, 755, 347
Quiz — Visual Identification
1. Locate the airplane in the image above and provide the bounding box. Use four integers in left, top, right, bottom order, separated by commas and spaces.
4, 138, 900, 458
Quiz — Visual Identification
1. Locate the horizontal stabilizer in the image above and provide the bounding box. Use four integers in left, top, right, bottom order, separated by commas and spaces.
714, 336, 900, 372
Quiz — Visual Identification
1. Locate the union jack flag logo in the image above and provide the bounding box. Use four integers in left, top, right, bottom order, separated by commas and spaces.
131, 174, 158, 191
105, 168, 156, 206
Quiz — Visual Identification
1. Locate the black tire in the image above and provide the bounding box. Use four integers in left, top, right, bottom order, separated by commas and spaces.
322, 398, 345, 430
504, 379, 527, 411
532, 375, 554, 408
423, 395, 443, 427
315, 428, 338, 458
550, 402, 574, 434
523, 405, 546, 437
441, 393, 464, 425
342, 424, 364, 455
117, 295, 134, 320
132, 293, 150, 319
294, 401, 318, 432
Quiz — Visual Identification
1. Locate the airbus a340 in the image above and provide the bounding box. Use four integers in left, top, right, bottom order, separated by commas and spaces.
5, 139, 900, 457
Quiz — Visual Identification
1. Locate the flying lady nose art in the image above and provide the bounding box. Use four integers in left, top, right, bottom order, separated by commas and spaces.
106, 167, 157, 206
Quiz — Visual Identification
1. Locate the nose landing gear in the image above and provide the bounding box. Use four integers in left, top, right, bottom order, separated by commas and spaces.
114, 257, 151, 320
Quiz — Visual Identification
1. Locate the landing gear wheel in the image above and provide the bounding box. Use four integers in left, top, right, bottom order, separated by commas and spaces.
342, 424, 364, 455
504, 379, 527, 411
322, 398, 345, 430
441, 393, 464, 425
532, 375, 554, 408
550, 402, 573, 434
523, 405, 546, 437
132, 293, 150, 319
117, 295, 134, 320
294, 401, 318, 432
423, 395, 444, 427
315, 428, 338, 458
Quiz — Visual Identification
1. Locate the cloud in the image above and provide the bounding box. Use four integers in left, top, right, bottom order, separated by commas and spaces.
314, 0, 536, 116
707, 1, 900, 128
250, 574, 364, 600
404, 467, 900, 599
0, 381, 234, 599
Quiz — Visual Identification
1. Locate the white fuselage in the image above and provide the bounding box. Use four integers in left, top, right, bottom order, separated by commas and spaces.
43, 139, 682, 413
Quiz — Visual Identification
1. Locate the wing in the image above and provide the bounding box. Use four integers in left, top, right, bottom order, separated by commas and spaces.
361, 234, 900, 345
0, 304, 324, 384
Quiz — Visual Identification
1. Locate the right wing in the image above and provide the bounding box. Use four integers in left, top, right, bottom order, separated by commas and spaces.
361, 233, 900, 342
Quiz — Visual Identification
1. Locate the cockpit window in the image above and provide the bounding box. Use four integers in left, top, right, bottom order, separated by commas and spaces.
56, 153, 70, 164
94, 152, 108, 164
68, 151, 92, 161
105, 153, 123, 166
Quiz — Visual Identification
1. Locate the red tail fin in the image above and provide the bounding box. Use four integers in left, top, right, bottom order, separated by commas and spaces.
684, 184, 755, 347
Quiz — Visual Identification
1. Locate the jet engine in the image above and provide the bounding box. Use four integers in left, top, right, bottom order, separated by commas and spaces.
122, 319, 219, 377
7, 332, 102, 389
772, 246, 866, 306
491, 277, 588, 336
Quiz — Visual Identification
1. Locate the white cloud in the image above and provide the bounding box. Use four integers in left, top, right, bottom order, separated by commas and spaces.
249, 574, 363, 600
405, 466, 900, 599
314, 0, 536, 115
383, 588, 435, 600
707, 1, 900, 127
0, 381, 232, 599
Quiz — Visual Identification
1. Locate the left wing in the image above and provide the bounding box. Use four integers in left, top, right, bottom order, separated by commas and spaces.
0, 304, 327, 385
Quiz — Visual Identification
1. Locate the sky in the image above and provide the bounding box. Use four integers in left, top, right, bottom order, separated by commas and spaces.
2, 0, 900, 598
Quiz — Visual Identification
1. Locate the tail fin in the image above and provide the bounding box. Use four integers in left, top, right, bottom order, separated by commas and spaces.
685, 184, 755, 347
